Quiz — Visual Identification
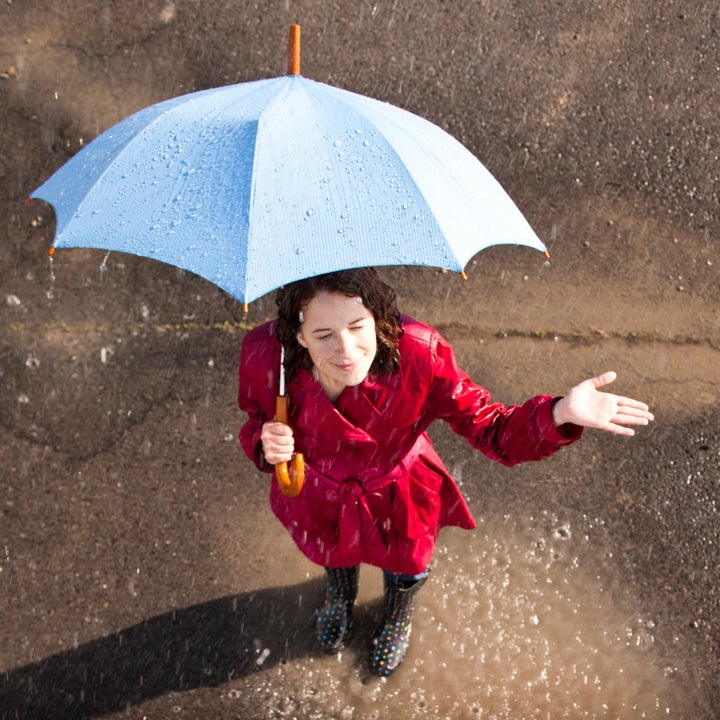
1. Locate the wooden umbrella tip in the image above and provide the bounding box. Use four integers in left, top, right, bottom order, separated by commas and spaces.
287, 24, 301, 75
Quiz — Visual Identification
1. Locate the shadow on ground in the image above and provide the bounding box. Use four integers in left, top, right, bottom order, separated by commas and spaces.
0, 579, 334, 719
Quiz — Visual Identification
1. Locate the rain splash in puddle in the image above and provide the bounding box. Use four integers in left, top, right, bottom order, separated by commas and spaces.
219, 510, 690, 719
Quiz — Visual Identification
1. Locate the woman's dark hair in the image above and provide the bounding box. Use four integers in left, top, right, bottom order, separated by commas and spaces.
275, 268, 403, 383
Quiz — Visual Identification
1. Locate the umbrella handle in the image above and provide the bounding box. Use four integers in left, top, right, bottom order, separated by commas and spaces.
274, 395, 305, 497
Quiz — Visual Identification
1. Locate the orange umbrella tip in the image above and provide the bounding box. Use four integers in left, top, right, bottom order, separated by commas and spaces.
48, 246, 55, 257
24, 196, 32, 205
287, 24, 301, 75
544, 249, 551, 261
460, 270, 468, 281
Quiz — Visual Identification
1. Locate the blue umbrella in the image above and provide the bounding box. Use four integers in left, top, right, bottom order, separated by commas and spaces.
32, 25, 546, 308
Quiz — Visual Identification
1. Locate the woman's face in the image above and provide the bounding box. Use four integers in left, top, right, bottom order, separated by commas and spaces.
296, 290, 377, 401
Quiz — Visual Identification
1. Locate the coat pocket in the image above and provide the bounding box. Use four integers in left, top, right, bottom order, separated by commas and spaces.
396, 455, 444, 541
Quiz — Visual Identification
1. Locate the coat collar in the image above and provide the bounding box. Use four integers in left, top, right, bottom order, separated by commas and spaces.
289, 366, 401, 440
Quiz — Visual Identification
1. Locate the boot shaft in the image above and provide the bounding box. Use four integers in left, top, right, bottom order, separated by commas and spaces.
381, 574, 426, 624
325, 565, 360, 604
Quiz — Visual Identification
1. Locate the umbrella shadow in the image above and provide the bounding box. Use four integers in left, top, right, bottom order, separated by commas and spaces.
0, 577, 345, 720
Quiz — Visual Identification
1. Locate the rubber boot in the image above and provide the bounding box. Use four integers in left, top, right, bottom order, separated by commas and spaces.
369, 574, 427, 676
316, 566, 360, 653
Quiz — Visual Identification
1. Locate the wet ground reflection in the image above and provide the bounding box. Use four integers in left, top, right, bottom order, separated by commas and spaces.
1, 511, 695, 719
214, 511, 693, 720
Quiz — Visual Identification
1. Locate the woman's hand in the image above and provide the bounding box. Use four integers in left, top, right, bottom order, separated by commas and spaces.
261, 420, 295, 464
552, 371, 654, 436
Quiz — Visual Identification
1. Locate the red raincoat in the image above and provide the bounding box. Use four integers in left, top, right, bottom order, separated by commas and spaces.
238, 316, 582, 574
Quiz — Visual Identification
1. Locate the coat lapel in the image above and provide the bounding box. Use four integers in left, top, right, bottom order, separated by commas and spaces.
291, 370, 403, 450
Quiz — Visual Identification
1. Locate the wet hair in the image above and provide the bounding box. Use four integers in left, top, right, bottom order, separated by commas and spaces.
275, 268, 403, 383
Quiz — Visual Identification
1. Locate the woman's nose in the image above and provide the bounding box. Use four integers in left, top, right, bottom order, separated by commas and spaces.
335, 331, 352, 354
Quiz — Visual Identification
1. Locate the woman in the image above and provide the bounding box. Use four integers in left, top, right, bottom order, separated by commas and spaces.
237, 268, 653, 676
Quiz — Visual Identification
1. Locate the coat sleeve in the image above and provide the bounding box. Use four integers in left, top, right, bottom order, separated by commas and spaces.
426, 331, 582, 466
237, 326, 278, 474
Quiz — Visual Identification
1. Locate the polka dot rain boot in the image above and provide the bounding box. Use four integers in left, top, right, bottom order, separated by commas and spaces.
369, 574, 427, 676
316, 566, 360, 654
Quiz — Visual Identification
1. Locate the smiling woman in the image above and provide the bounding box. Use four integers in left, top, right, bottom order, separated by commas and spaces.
274, 267, 403, 387
295, 291, 378, 403
237, 267, 654, 677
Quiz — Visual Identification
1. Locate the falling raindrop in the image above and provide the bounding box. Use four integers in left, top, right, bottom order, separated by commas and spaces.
256, 648, 271, 666
99, 250, 111, 277
47, 253, 56, 300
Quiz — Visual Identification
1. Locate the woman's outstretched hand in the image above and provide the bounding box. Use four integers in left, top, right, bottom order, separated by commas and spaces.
552, 371, 654, 436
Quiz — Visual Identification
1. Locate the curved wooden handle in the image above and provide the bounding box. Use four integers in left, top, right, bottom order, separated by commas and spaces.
275, 452, 305, 497
274, 394, 305, 497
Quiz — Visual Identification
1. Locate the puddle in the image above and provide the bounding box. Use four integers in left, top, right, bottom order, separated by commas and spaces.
212, 510, 692, 719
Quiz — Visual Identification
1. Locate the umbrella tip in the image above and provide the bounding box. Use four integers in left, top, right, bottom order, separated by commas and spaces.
242, 302, 248, 314
460, 270, 468, 281
287, 24, 301, 75
544, 249, 551, 261
48, 246, 55, 257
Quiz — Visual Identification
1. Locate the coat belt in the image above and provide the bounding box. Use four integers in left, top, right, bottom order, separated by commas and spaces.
331, 434, 430, 566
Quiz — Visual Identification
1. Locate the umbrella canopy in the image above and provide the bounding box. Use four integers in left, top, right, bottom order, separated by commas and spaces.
32, 26, 546, 305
